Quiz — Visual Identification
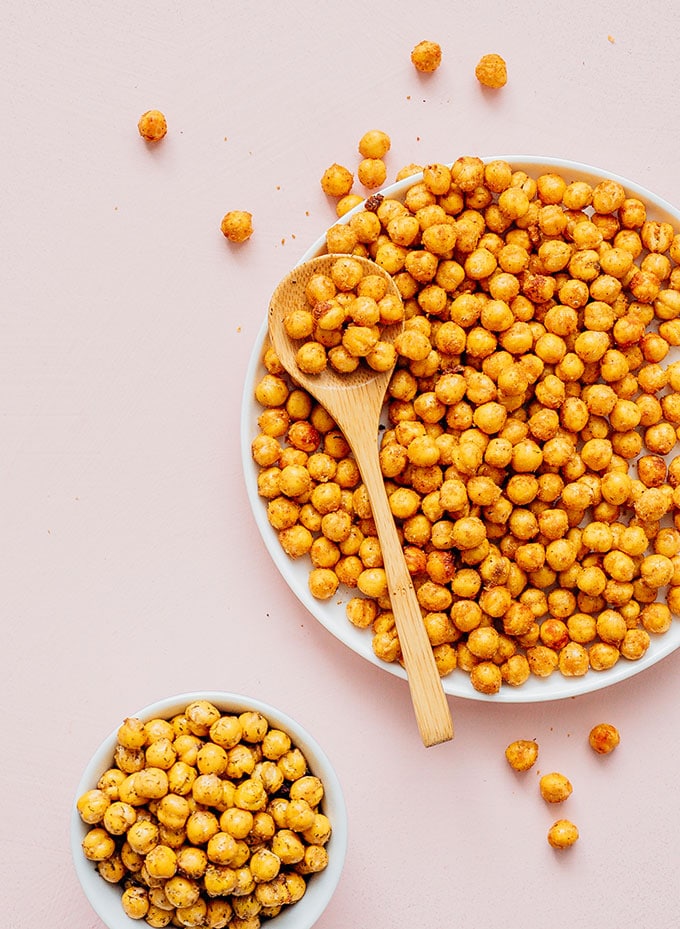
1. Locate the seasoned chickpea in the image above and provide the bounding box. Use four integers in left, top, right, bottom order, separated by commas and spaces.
359, 130, 391, 159
505, 739, 539, 771
527, 645, 558, 677
501, 653, 531, 686
220, 211, 253, 244
588, 722, 620, 754
358, 158, 387, 189
320, 163, 354, 198
102, 800, 137, 835
467, 625, 500, 659
539, 772, 573, 803
122, 886, 150, 919
475, 53, 507, 88
559, 641, 590, 677
77, 788, 111, 824
411, 40, 442, 72
621, 627, 651, 660
138, 109, 167, 142
589, 642, 620, 671
470, 660, 502, 694
82, 827, 116, 861
548, 819, 579, 849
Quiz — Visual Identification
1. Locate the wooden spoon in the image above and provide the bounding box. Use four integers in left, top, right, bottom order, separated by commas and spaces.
268, 254, 453, 747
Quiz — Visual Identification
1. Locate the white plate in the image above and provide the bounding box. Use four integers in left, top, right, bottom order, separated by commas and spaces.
240, 155, 680, 702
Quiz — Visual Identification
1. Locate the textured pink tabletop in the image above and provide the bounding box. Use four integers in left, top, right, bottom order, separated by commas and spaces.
3, 2, 680, 927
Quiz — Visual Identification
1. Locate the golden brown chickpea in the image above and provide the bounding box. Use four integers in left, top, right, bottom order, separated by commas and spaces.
138, 109, 167, 142
97, 856, 126, 884
640, 602, 672, 633
589, 642, 620, 671
559, 641, 590, 677
308, 567, 340, 599
220, 211, 253, 244
122, 886, 150, 920
505, 739, 539, 771
475, 53, 507, 88
81, 826, 117, 861
320, 163, 354, 198
358, 158, 387, 189
411, 40, 442, 72
588, 722, 620, 754
539, 772, 573, 803
470, 660, 502, 694
527, 645, 558, 677
358, 129, 391, 159
548, 819, 579, 849
77, 788, 111, 824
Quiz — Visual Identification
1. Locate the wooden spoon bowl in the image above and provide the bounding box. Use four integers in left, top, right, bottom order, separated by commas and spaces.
268, 255, 453, 747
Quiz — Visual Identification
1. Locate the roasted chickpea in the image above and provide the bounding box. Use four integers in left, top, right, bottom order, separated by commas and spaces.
320, 163, 354, 198
505, 739, 539, 771
220, 210, 253, 244
548, 819, 579, 849
588, 722, 620, 754
359, 130, 391, 159
138, 109, 167, 142
122, 886, 150, 920
539, 772, 573, 803
358, 158, 387, 189
475, 53, 507, 88
411, 40, 442, 72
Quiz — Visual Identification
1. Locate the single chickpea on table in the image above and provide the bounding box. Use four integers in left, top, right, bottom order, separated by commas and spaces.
475, 54, 508, 89
220, 210, 254, 243
548, 819, 579, 849
410, 40, 442, 73
505, 739, 539, 771
588, 722, 621, 754
137, 109, 167, 142
253, 153, 680, 696
539, 772, 573, 803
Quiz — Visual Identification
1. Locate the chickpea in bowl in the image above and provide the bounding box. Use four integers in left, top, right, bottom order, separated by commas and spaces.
71, 692, 347, 929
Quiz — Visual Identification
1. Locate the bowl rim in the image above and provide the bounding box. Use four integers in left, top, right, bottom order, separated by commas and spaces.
240, 154, 680, 703
71, 690, 348, 929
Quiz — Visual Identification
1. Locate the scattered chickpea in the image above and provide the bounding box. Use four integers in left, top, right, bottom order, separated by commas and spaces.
505, 739, 539, 771
358, 130, 391, 159
358, 158, 387, 189
137, 109, 167, 142
548, 819, 579, 849
220, 210, 253, 243
320, 163, 354, 198
588, 722, 621, 754
539, 772, 573, 803
475, 53, 508, 89
410, 40, 442, 73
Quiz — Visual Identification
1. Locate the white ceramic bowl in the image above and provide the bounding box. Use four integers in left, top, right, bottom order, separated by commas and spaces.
71, 691, 347, 929
241, 155, 680, 703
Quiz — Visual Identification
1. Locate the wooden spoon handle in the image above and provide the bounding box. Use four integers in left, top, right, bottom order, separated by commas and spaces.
351, 429, 454, 747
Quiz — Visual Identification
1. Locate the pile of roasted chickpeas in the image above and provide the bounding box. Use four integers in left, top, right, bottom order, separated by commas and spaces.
252, 155, 680, 695
77, 701, 331, 927
279, 255, 405, 376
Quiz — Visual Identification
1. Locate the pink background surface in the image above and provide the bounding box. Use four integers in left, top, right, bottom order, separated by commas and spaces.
2, 2, 680, 927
